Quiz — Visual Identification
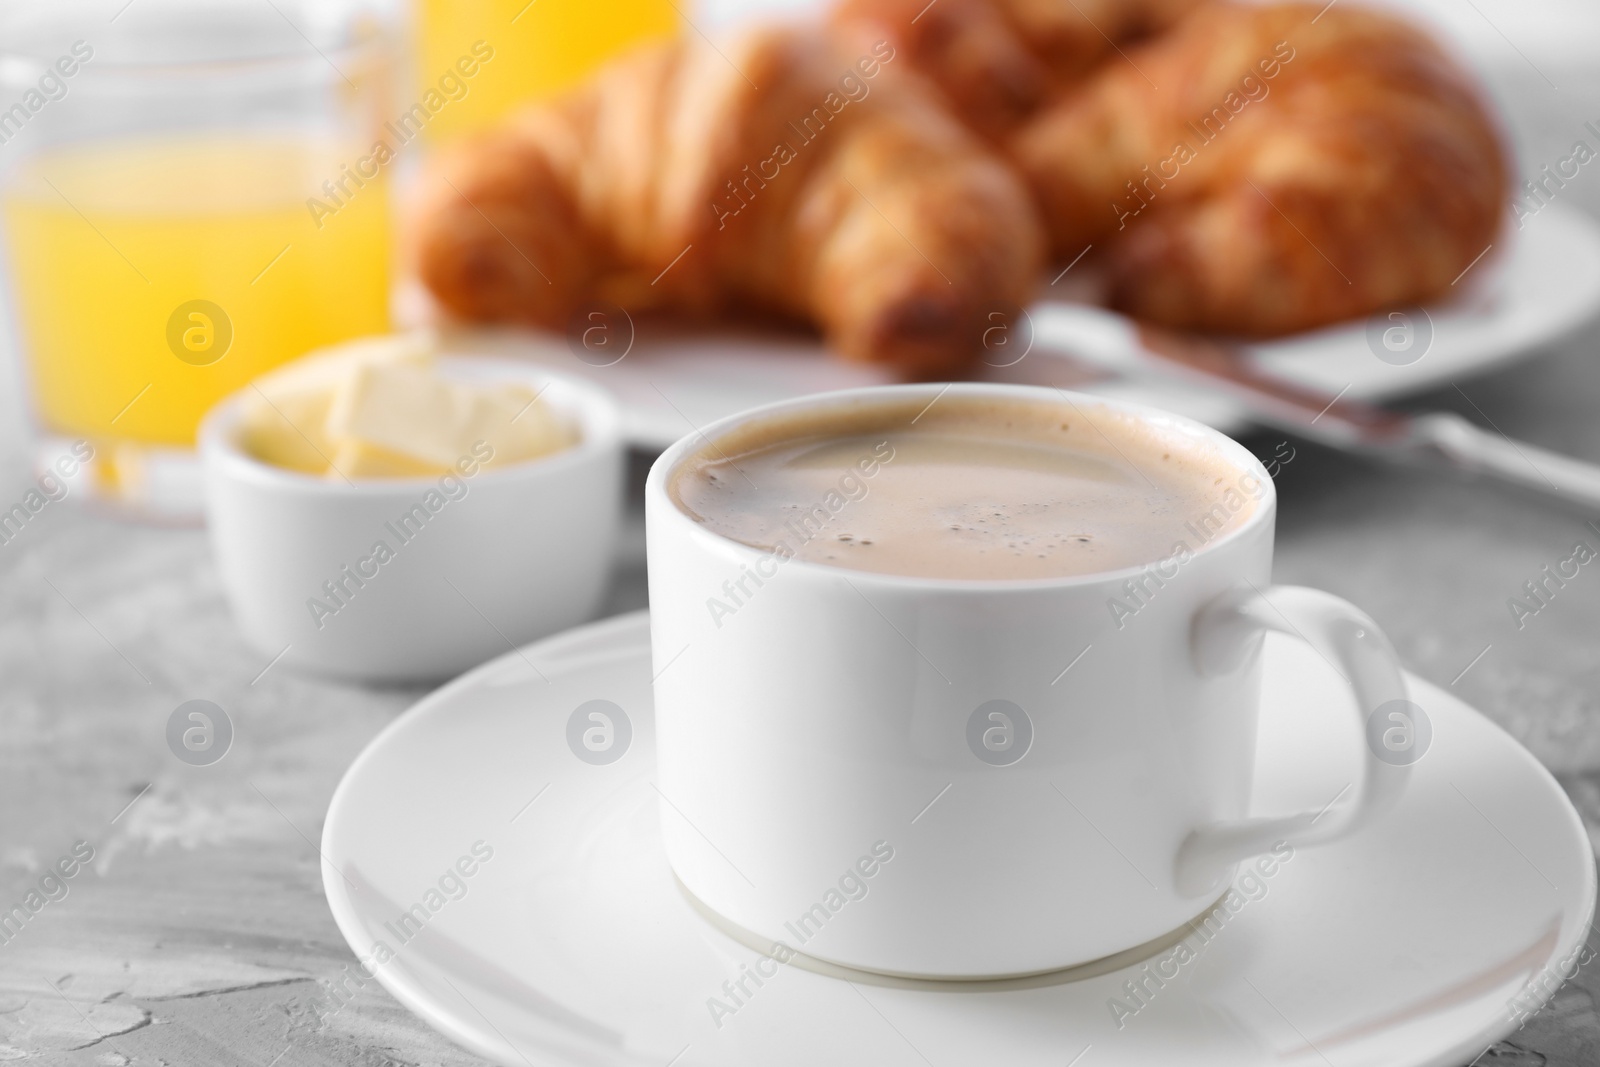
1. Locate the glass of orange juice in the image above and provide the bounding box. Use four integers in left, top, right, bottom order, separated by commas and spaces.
0, 1, 397, 517
415, 0, 679, 141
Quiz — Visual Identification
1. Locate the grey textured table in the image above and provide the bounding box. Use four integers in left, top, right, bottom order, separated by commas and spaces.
2, 329, 1599, 1066
5, 25, 1600, 1067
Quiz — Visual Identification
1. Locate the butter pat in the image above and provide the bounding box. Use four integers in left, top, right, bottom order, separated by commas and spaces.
326, 361, 568, 470
238, 336, 575, 479
239, 336, 431, 474
329, 438, 447, 479
239, 385, 336, 475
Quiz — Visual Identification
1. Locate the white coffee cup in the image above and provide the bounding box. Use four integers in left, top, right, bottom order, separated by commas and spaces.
644, 383, 1408, 979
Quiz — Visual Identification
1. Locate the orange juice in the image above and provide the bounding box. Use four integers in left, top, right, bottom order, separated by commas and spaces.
2, 135, 391, 447
417, 0, 678, 140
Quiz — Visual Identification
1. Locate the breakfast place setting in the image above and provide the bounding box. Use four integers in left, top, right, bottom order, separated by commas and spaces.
2, 0, 1599, 1065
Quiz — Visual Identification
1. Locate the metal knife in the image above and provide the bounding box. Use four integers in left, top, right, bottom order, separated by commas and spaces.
1027, 303, 1600, 513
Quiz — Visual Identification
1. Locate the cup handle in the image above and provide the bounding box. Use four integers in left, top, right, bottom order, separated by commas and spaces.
1174, 585, 1411, 896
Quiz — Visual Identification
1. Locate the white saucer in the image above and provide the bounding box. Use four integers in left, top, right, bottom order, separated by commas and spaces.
425, 203, 1600, 448
322, 611, 1596, 1067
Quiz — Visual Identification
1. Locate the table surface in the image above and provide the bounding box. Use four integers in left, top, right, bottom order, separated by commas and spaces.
1, 337, 1598, 1067
5, 21, 1600, 1067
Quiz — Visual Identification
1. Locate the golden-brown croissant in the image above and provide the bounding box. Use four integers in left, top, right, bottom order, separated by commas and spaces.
1011, 1, 1510, 335
829, 0, 1199, 140
412, 27, 1044, 377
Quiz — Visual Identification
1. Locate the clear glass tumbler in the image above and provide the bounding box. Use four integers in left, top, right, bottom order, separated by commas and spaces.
0, 0, 398, 517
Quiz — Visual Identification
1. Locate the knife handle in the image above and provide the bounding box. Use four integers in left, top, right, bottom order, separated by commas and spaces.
1413, 413, 1600, 513
1030, 303, 1600, 516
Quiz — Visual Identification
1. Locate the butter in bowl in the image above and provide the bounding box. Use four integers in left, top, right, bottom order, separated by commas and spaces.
199, 335, 623, 683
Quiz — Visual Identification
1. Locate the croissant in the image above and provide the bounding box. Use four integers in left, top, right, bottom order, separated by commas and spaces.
412, 27, 1044, 377
829, 0, 1200, 140
1010, 1, 1510, 335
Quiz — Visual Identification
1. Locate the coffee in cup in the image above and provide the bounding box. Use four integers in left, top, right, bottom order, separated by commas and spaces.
669, 393, 1255, 580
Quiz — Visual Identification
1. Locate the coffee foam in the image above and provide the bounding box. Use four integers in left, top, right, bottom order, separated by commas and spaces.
670, 394, 1260, 580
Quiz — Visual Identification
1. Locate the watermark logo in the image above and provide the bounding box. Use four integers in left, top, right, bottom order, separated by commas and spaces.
1364, 307, 1432, 366
0, 840, 95, 950
1111, 40, 1295, 230
567, 699, 632, 765
166, 299, 232, 366
1108, 461, 1282, 631
1509, 122, 1600, 231
709, 841, 895, 1029
0, 40, 94, 147
307, 443, 495, 631
711, 42, 896, 232
1365, 699, 1431, 766
703, 442, 895, 629
0, 439, 93, 549
1261, 440, 1296, 478
166, 700, 233, 766
565, 302, 635, 367
980, 305, 1035, 368
308, 42, 496, 229
1109, 841, 1295, 1028
301, 839, 494, 1043
1508, 535, 1597, 631
967, 699, 1033, 766
1508, 937, 1596, 1026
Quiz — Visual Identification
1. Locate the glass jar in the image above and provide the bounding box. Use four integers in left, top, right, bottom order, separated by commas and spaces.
0, 0, 398, 518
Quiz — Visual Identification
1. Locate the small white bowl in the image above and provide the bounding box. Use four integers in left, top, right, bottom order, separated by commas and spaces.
199, 359, 624, 683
